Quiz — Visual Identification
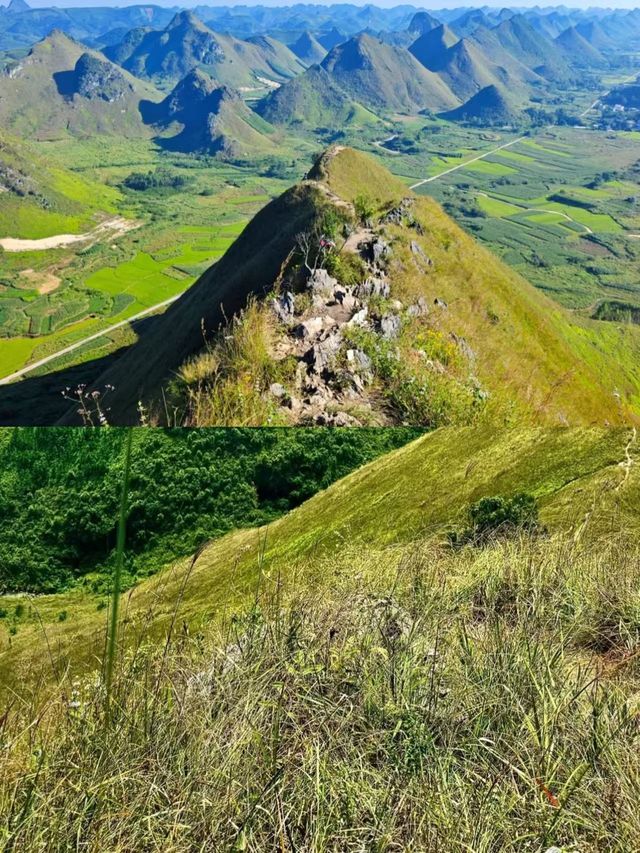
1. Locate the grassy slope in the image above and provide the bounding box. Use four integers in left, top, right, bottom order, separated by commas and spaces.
316, 148, 640, 424
1, 424, 638, 689
321, 34, 460, 113
0, 131, 122, 238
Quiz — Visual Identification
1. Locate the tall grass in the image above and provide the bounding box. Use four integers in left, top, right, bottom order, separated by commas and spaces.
172, 300, 288, 426
104, 427, 133, 724
2, 533, 640, 850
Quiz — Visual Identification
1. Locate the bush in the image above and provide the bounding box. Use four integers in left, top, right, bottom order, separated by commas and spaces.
451, 492, 539, 546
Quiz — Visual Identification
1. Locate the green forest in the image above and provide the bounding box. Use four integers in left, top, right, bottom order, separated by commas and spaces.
0, 427, 418, 594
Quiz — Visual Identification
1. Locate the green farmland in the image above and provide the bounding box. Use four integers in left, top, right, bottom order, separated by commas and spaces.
414, 127, 640, 310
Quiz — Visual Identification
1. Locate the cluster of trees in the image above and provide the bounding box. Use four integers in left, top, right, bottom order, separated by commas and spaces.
122, 168, 190, 192
0, 428, 419, 593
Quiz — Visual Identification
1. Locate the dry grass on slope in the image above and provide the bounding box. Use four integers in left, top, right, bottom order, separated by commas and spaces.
2, 532, 640, 851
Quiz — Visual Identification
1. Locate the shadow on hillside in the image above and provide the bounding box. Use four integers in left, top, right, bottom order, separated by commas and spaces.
53, 69, 76, 98
0, 314, 161, 426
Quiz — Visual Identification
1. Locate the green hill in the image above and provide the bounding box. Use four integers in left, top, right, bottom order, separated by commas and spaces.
0, 30, 161, 139
384, 11, 443, 47
407, 10, 442, 36
408, 22, 458, 66
484, 14, 573, 82
288, 30, 327, 65
107, 11, 305, 89
141, 68, 277, 156
575, 19, 616, 51
255, 64, 381, 130
412, 36, 519, 103
467, 25, 547, 89
440, 83, 522, 126
61, 146, 640, 427
556, 26, 607, 68
320, 33, 459, 113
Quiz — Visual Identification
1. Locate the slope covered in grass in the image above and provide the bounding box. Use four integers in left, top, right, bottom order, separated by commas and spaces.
1, 424, 638, 689
141, 68, 277, 156
255, 65, 381, 130
0, 130, 121, 238
441, 83, 522, 125
320, 33, 459, 113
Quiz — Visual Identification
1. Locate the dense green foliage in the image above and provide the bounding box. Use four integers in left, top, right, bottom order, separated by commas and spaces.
0, 427, 418, 594
450, 491, 539, 545
122, 168, 190, 192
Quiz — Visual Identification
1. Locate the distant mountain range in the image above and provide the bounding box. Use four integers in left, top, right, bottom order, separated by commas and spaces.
2, 3, 640, 55
103, 11, 305, 88
0, 4, 638, 146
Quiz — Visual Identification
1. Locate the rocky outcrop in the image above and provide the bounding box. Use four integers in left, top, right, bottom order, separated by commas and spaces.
73, 53, 131, 102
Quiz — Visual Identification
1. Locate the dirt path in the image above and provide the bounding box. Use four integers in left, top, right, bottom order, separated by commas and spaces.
0, 294, 182, 386
476, 191, 594, 234
0, 216, 138, 253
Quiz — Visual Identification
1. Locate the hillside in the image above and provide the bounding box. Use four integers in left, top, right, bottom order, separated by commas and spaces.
556, 26, 607, 68
320, 33, 459, 113
140, 68, 277, 155
288, 29, 326, 65
3, 424, 639, 689
107, 10, 305, 88
0, 129, 120, 238
382, 10, 442, 48
255, 64, 380, 130
575, 19, 616, 51
408, 22, 458, 67
412, 36, 519, 103
0, 30, 161, 138
440, 83, 522, 126
474, 14, 572, 83
4, 424, 640, 849
58, 146, 640, 427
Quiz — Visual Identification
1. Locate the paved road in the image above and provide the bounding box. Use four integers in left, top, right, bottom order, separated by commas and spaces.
579, 72, 639, 118
409, 136, 527, 189
0, 295, 182, 385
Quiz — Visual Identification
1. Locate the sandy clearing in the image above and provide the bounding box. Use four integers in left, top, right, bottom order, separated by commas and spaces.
19, 267, 62, 294
0, 216, 139, 253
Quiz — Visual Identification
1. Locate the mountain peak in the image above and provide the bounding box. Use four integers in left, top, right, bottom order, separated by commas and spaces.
289, 30, 327, 65
408, 11, 441, 35
7, 0, 29, 12
441, 83, 520, 125
166, 10, 207, 32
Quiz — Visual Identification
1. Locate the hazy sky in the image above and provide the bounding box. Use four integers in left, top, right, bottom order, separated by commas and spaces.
3, 0, 639, 9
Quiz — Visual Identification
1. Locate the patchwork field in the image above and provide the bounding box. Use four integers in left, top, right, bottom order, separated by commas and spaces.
0, 136, 307, 378
406, 126, 640, 311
